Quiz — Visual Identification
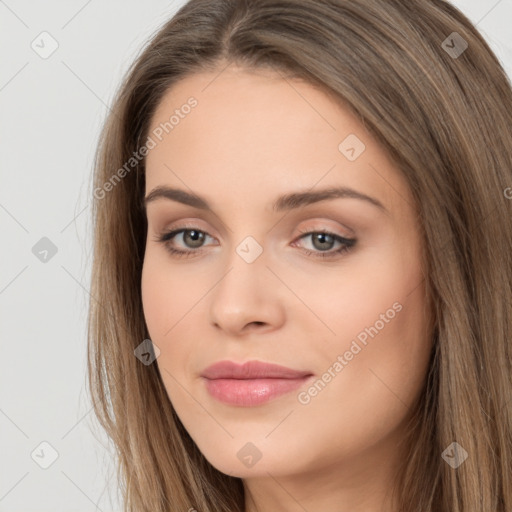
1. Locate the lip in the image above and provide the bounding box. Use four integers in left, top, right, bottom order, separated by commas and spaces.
201, 360, 314, 406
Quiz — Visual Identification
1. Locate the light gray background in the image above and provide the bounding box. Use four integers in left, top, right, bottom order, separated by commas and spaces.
1, 1, 511, 510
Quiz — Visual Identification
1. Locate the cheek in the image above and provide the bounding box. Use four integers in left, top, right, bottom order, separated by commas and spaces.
141, 251, 199, 339
304, 239, 431, 404
141, 255, 197, 407
286, 240, 424, 346
292, 276, 431, 466
141, 258, 168, 339
141, 251, 210, 392
327, 267, 430, 413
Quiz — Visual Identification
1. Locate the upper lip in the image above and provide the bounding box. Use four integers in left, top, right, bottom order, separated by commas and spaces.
201, 360, 313, 380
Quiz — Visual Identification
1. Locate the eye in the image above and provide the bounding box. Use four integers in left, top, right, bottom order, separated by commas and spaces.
293, 228, 356, 259
153, 227, 215, 259
152, 226, 356, 260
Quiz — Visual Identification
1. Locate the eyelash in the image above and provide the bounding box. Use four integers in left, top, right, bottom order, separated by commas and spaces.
152, 225, 356, 260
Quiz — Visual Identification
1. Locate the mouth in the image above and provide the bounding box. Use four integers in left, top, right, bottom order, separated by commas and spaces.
200, 360, 314, 407
202, 375, 314, 406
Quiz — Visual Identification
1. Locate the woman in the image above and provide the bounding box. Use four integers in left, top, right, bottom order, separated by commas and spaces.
87, 0, 512, 510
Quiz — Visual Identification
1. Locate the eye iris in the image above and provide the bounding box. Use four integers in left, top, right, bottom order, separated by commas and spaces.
184, 230, 205, 248
312, 233, 334, 251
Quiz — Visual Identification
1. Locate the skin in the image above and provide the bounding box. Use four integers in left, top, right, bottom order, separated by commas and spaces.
141, 63, 434, 512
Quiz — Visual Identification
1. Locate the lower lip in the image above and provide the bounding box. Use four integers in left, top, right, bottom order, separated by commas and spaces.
203, 376, 312, 406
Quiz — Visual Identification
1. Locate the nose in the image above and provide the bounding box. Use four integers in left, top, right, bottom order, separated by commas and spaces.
208, 248, 286, 337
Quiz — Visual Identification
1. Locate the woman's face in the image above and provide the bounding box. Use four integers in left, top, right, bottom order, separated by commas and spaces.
141, 65, 433, 487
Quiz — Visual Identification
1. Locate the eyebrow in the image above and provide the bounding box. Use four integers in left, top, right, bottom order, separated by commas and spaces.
143, 185, 388, 214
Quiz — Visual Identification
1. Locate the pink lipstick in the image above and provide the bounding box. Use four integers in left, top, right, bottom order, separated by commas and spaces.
201, 360, 313, 407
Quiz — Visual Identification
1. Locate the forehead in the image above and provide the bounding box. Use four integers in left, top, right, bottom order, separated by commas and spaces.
147, 66, 360, 158
144, 66, 414, 218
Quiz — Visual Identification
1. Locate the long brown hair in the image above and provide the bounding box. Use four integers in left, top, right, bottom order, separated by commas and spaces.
87, 1, 512, 510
